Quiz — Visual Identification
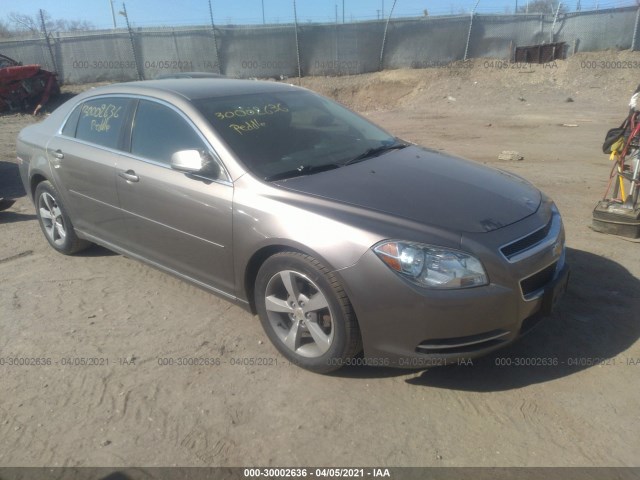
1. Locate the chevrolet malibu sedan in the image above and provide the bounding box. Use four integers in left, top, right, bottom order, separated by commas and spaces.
17, 79, 569, 373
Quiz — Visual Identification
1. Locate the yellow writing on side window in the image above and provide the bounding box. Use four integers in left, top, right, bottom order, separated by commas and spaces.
215, 103, 288, 121
81, 103, 122, 133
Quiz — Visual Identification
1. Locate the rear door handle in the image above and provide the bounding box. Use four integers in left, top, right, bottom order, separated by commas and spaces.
47, 149, 64, 161
118, 170, 139, 183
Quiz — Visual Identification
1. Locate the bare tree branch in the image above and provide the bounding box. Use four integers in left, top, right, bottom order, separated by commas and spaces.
8, 11, 41, 33
0, 19, 12, 38
7, 9, 95, 34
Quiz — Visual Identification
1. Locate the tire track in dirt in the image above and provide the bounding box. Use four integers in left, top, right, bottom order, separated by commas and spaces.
0, 250, 33, 264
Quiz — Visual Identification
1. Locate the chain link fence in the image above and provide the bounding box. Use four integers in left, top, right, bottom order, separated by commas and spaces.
0, 5, 638, 84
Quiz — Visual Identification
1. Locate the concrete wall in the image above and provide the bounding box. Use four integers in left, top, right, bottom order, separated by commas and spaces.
0, 6, 637, 84
0, 38, 52, 72
219, 25, 296, 78
56, 33, 139, 83
553, 8, 637, 52
299, 22, 386, 75
383, 16, 471, 69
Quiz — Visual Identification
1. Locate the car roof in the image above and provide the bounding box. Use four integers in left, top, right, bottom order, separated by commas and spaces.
155, 72, 227, 79
86, 78, 302, 102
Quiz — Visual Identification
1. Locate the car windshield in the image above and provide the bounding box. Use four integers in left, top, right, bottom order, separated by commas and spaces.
194, 90, 399, 180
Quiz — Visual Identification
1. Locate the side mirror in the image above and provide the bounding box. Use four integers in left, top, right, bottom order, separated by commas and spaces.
170, 149, 222, 180
170, 150, 206, 173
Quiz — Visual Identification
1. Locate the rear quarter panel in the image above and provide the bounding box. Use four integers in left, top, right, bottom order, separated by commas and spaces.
17, 125, 55, 203
17, 97, 77, 203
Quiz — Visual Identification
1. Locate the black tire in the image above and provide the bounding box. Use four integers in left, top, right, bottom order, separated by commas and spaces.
0, 198, 15, 211
255, 252, 362, 373
34, 180, 90, 255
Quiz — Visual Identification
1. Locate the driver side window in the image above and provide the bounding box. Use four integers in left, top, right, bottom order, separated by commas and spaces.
131, 100, 206, 165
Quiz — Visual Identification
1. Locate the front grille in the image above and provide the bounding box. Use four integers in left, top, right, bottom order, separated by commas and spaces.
416, 329, 510, 354
500, 218, 553, 260
520, 262, 557, 299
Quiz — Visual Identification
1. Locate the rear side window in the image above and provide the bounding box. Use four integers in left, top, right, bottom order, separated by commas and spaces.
61, 105, 81, 137
131, 100, 206, 164
74, 97, 129, 149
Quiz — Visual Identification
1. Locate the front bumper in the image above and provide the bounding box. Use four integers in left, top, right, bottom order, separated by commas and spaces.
338, 209, 569, 368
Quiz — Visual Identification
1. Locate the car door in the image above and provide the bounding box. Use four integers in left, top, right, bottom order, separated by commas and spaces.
46, 96, 133, 245
115, 98, 235, 295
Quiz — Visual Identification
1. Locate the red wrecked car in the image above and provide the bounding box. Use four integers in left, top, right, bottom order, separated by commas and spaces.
0, 53, 59, 115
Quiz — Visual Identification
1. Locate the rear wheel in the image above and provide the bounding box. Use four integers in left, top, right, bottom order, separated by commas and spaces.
0, 198, 15, 211
255, 252, 362, 373
35, 181, 90, 255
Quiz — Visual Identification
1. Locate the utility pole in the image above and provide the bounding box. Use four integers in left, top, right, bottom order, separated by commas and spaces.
550, 1, 562, 42
342, 0, 345, 23
379, 0, 398, 70
293, 0, 301, 79
381, 0, 384, 19
109, 0, 116, 28
208, 0, 221, 73
39, 9, 58, 74
335, 4, 338, 24
464, 0, 481, 61
119, 3, 142, 80
261, 0, 265, 24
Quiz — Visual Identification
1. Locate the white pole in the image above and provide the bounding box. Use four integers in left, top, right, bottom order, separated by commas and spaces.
550, 1, 562, 43
109, 0, 116, 28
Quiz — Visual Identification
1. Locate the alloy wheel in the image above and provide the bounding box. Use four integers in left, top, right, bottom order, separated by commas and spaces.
264, 270, 335, 358
38, 192, 67, 247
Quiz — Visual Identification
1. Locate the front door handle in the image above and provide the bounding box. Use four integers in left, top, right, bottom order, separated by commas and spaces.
51, 149, 64, 159
118, 170, 139, 183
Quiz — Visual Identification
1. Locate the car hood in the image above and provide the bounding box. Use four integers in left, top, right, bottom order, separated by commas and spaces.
274, 146, 541, 233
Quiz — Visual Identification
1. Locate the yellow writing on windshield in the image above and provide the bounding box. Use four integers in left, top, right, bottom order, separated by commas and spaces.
215, 103, 288, 121
230, 118, 267, 135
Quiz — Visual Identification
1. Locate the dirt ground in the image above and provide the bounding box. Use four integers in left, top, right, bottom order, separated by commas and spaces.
1, 51, 639, 467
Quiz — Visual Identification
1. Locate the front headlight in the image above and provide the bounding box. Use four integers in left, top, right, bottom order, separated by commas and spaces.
373, 241, 488, 289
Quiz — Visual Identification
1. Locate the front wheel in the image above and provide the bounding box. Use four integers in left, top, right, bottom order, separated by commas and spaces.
34, 180, 90, 255
255, 252, 362, 373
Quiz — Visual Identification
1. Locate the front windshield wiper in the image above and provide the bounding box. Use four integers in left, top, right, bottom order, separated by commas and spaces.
343, 142, 408, 166
264, 163, 341, 182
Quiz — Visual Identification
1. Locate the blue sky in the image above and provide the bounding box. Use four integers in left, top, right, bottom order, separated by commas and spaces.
0, 0, 636, 29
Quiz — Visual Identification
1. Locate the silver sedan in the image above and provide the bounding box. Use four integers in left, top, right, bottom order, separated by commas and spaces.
17, 79, 569, 372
